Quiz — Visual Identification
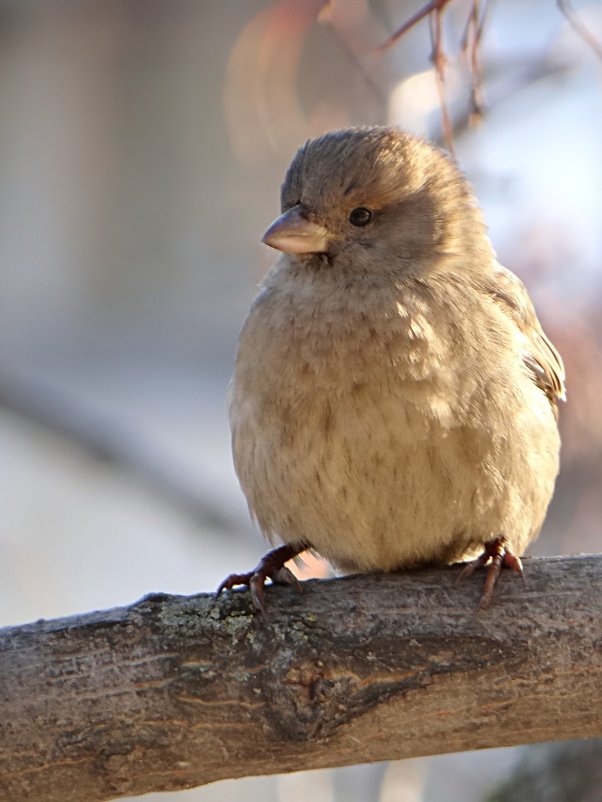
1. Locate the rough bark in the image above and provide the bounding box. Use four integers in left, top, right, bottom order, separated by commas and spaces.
1, 554, 601, 802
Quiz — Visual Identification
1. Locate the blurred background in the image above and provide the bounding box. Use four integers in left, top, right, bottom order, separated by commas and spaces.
0, 1, 600, 800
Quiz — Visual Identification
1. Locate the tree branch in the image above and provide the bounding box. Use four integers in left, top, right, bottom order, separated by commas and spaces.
1, 555, 601, 802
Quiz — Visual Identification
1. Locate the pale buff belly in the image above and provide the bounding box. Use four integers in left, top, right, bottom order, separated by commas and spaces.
231, 375, 559, 573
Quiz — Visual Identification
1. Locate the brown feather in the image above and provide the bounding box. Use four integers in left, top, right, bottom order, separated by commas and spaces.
486, 265, 566, 413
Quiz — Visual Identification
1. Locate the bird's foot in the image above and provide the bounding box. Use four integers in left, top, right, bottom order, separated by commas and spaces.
215, 544, 304, 612
457, 535, 524, 610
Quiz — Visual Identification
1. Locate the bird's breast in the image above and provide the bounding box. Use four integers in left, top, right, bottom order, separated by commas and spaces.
229, 272, 560, 570
231, 275, 491, 461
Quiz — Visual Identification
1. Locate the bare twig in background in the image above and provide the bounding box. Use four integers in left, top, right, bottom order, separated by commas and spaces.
378, 0, 453, 51
379, 0, 600, 152
433, 53, 573, 144
379, 1, 457, 152
558, 0, 602, 61
0, 372, 242, 534
379, 0, 470, 153
461, 0, 493, 122
429, 4, 455, 154
1, 555, 601, 802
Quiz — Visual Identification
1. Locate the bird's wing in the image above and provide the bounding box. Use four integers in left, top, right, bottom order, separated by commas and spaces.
486, 265, 566, 411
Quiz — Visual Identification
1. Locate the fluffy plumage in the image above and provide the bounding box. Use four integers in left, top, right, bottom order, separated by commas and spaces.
220, 126, 564, 609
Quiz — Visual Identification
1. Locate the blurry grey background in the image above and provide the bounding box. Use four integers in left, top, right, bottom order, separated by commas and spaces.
1, 1, 601, 800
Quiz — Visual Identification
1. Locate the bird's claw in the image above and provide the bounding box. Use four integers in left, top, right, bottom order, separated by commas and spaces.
215, 544, 304, 612
457, 535, 524, 610
272, 565, 302, 590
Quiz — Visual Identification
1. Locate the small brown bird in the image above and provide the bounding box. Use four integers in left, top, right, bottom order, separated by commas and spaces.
218, 126, 565, 610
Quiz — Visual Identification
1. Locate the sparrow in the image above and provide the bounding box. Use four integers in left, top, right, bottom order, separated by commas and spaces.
217, 126, 565, 611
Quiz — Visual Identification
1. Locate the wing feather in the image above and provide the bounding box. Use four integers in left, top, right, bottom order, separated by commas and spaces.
486, 265, 565, 412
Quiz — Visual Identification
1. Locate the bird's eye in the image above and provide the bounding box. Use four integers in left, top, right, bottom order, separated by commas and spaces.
348, 207, 373, 227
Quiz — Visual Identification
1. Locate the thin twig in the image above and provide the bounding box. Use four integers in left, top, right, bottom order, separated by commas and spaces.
431, 53, 572, 145
378, 0, 467, 153
558, 0, 602, 61
379, 0, 453, 51
461, 0, 493, 122
429, 5, 455, 154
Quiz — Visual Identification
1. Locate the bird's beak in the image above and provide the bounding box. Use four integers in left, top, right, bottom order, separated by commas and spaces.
262, 205, 330, 254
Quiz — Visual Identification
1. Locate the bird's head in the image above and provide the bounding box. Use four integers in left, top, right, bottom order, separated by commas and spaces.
262, 127, 493, 277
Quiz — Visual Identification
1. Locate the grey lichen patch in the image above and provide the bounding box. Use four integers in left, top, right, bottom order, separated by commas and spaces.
151, 597, 228, 649
282, 619, 312, 644
223, 612, 258, 641
158, 606, 206, 638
